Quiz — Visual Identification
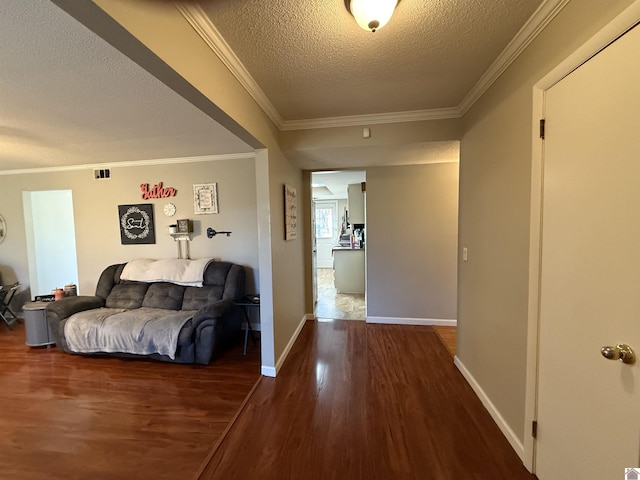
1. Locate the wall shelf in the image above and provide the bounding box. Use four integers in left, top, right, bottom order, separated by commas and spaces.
169, 233, 191, 259
169, 233, 192, 241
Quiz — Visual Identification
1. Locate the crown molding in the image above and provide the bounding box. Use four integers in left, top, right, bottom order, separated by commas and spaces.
458, 0, 570, 116
176, 4, 284, 130
178, 0, 568, 131
281, 107, 461, 131
0, 153, 256, 176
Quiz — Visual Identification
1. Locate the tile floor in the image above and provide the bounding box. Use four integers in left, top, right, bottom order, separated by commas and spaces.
315, 268, 366, 320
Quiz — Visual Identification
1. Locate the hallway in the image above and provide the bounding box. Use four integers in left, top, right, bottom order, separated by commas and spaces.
198, 320, 534, 479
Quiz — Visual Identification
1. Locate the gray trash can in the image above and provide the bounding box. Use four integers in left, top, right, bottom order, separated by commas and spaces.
23, 301, 55, 347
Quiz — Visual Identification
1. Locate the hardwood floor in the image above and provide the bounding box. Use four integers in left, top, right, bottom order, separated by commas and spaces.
198, 320, 535, 480
0, 322, 260, 480
433, 325, 457, 356
2, 319, 529, 480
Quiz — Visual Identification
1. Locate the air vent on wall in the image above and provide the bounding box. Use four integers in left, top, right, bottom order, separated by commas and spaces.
94, 168, 111, 180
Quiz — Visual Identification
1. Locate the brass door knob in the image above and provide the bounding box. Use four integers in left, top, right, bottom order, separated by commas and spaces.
601, 344, 636, 365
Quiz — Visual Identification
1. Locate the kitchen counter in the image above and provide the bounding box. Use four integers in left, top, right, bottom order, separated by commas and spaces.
332, 246, 365, 252
333, 248, 365, 294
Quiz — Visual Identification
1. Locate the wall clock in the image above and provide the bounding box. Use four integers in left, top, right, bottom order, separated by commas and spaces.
163, 202, 176, 217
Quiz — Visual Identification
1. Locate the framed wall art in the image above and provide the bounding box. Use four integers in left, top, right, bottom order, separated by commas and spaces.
193, 183, 219, 215
176, 218, 193, 234
284, 184, 297, 241
118, 204, 156, 245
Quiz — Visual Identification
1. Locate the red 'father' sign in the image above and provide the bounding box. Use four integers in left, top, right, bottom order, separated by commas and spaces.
140, 182, 177, 199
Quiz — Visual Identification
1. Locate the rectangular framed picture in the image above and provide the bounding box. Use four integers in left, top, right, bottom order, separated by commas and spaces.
284, 184, 297, 241
193, 183, 219, 214
118, 204, 156, 245
176, 218, 193, 233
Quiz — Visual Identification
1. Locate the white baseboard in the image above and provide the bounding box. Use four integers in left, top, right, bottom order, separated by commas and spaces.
454, 356, 525, 462
260, 314, 309, 378
366, 316, 457, 326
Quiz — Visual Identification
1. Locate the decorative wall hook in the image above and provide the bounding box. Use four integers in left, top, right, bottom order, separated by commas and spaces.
207, 227, 232, 238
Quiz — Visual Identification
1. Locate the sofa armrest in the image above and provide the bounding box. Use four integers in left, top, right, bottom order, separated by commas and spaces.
45, 296, 106, 350
45, 296, 105, 321
191, 299, 242, 364
192, 298, 234, 325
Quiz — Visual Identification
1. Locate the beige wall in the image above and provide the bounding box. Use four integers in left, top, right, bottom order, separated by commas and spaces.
457, 0, 635, 446
77, 0, 637, 459
16, 0, 308, 373
13, 1, 635, 450
281, 119, 461, 151
0, 157, 259, 307
366, 163, 459, 320
288, 118, 460, 315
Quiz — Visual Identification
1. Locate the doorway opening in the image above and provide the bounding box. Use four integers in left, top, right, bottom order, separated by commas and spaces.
312, 171, 366, 321
22, 190, 79, 297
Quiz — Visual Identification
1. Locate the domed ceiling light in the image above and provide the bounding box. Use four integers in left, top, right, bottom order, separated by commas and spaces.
345, 0, 400, 33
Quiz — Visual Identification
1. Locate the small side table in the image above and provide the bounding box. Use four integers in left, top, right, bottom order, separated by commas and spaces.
235, 296, 259, 355
23, 301, 55, 347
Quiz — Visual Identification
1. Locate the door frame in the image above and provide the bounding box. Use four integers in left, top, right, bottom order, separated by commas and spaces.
524, 2, 640, 472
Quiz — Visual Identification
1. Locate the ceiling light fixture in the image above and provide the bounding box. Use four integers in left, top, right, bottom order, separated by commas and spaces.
345, 0, 400, 33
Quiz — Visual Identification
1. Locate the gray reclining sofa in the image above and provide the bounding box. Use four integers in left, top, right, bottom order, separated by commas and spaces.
45, 261, 245, 364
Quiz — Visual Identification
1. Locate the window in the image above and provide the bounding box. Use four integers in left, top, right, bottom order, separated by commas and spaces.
315, 207, 334, 239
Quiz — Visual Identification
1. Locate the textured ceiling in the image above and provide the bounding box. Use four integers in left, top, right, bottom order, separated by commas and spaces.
203, 0, 543, 121
0, 0, 550, 173
0, 0, 253, 172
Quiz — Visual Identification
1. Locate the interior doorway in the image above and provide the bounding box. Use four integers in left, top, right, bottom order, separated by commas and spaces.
311, 171, 366, 321
22, 190, 79, 297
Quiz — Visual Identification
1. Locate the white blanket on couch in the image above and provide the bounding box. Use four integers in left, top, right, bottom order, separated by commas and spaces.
120, 258, 213, 287
64, 307, 195, 359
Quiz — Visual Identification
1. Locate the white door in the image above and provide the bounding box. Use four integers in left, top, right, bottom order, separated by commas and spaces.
315, 201, 338, 269
536, 25, 640, 479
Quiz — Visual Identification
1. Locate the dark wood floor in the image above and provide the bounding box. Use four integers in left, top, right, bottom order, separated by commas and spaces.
1, 319, 532, 480
0, 322, 260, 480
198, 321, 535, 480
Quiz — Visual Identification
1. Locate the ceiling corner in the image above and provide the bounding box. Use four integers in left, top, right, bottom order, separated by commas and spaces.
458, 0, 571, 116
